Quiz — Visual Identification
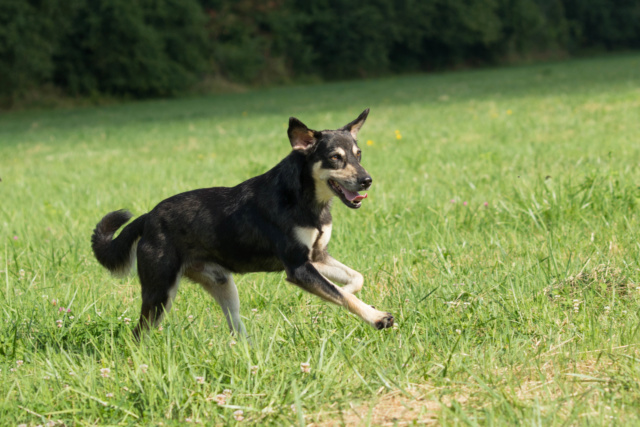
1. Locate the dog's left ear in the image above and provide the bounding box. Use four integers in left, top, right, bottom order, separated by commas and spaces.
340, 108, 370, 139
288, 117, 320, 152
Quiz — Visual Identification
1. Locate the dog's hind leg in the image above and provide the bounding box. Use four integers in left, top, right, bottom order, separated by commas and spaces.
186, 264, 246, 336
313, 256, 364, 294
133, 241, 182, 340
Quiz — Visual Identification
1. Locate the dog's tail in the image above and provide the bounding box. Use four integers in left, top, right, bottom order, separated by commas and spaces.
91, 210, 147, 277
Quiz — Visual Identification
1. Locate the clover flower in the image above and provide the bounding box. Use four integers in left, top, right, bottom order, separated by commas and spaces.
233, 410, 244, 421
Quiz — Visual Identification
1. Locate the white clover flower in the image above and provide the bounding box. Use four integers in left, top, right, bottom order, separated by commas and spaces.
195, 376, 205, 384
250, 365, 258, 375
233, 410, 244, 421
100, 368, 110, 378
300, 362, 311, 374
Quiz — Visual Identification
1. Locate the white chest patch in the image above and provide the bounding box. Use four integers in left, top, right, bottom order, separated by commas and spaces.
294, 224, 332, 252
294, 227, 319, 250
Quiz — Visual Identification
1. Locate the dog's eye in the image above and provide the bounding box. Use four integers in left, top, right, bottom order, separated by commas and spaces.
357, 151, 362, 161
330, 154, 342, 162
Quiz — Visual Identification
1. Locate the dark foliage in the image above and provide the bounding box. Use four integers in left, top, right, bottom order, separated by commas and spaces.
1, 0, 639, 102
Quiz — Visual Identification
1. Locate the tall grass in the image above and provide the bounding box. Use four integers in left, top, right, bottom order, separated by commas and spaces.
1, 54, 640, 425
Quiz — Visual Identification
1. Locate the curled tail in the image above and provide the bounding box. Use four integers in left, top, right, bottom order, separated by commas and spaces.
91, 210, 147, 277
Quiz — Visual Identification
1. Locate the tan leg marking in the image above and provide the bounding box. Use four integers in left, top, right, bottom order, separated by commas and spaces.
312, 256, 363, 294
186, 264, 246, 336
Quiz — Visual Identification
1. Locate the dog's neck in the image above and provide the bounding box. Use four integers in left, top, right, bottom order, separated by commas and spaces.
275, 151, 333, 226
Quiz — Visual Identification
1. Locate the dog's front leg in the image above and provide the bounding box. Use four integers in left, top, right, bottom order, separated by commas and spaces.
286, 262, 393, 329
312, 256, 364, 294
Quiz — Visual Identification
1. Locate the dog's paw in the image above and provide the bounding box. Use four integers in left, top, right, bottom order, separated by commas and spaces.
374, 313, 394, 330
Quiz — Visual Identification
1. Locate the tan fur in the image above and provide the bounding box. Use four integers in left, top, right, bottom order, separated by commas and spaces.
315, 224, 332, 250
348, 122, 365, 139
342, 292, 389, 325
313, 255, 363, 294
188, 264, 245, 335
330, 163, 358, 181
312, 161, 335, 203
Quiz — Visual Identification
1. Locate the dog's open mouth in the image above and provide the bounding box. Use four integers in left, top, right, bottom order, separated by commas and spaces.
328, 180, 368, 209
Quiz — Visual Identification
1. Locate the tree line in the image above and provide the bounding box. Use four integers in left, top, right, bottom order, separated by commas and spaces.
1, 0, 639, 104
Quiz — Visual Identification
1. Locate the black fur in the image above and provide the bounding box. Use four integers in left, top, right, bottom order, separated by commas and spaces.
91, 110, 394, 337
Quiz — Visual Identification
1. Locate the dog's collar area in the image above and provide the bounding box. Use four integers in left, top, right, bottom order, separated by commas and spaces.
328, 179, 367, 209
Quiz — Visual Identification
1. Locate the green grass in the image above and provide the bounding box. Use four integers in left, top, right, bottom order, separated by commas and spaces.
2, 54, 640, 425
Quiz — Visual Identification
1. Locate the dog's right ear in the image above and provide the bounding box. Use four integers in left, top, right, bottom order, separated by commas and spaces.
288, 117, 320, 152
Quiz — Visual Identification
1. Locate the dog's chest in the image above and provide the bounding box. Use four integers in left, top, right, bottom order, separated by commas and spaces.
294, 224, 332, 259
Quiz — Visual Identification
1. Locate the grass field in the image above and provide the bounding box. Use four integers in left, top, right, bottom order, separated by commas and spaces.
2, 54, 640, 426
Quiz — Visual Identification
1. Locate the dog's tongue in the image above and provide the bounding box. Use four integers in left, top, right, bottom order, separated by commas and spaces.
341, 186, 368, 203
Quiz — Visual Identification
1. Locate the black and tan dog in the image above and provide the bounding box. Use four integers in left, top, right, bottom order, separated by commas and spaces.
91, 109, 394, 338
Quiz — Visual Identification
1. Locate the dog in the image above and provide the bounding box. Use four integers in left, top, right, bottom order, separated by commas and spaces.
91, 109, 394, 339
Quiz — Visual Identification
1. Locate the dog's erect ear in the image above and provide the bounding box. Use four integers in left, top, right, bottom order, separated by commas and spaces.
340, 108, 370, 139
288, 117, 320, 151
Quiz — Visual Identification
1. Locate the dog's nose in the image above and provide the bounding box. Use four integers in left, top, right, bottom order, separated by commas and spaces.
360, 176, 372, 190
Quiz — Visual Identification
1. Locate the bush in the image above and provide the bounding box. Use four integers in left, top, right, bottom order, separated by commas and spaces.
53, 0, 207, 97
0, 0, 59, 100
2, 0, 640, 103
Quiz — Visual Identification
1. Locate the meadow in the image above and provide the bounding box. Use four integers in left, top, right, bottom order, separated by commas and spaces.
1, 54, 640, 425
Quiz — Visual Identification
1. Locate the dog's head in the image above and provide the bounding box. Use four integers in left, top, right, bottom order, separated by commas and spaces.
288, 109, 372, 209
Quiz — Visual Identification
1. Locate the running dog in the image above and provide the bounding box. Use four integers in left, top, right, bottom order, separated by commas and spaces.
91, 109, 394, 338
